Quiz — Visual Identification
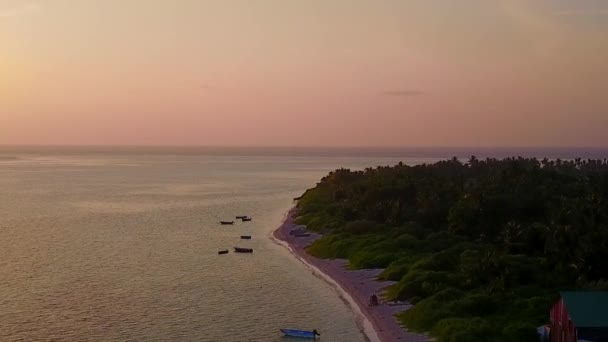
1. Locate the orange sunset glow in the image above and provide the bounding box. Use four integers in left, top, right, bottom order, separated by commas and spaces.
1, 0, 607, 147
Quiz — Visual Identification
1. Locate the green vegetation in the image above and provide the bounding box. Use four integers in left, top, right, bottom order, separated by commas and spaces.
296, 157, 608, 341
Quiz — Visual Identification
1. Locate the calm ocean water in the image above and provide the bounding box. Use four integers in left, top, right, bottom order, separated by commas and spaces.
0, 146, 604, 341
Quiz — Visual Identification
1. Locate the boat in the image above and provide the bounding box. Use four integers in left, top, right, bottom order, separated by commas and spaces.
240, 235, 252, 239
294, 233, 311, 237
218, 250, 229, 255
235, 215, 248, 219
241, 217, 252, 222
220, 221, 234, 225
234, 247, 253, 253
280, 329, 320, 339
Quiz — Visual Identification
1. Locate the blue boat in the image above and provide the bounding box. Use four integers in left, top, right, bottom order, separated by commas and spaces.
280, 329, 320, 339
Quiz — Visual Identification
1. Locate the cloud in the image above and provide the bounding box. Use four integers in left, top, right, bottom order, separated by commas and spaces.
552, 9, 608, 16
382, 90, 425, 97
181, 80, 225, 94
0, 3, 41, 18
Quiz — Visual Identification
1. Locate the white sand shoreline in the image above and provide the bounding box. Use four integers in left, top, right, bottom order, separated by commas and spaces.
271, 207, 428, 342
270, 215, 381, 342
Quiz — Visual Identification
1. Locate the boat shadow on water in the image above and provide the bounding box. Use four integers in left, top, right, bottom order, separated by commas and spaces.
280, 337, 320, 341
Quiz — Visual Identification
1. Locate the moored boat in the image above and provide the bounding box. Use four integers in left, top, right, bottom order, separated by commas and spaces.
240, 235, 252, 239
235, 215, 248, 219
218, 250, 229, 255
280, 329, 320, 339
234, 247, 253, 253
241, 217, 252, 222
220, 221, 234, 225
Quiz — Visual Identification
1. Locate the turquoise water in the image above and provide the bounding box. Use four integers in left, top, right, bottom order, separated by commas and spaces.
0, 149, 440, 341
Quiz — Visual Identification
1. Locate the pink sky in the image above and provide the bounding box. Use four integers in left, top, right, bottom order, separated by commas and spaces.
1, 0, 607, 147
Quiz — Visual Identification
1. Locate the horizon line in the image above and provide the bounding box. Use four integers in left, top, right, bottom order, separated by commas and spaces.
1, 144, 608, 150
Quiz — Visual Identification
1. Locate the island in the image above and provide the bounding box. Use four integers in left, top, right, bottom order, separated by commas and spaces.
276, 157, 608, 342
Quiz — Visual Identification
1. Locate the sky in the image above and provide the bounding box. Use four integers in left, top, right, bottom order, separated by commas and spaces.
1, 0, 607, 147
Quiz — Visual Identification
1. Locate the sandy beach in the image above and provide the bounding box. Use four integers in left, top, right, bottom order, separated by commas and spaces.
273, 208, 429, 342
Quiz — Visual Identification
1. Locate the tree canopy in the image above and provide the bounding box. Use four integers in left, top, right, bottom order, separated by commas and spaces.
296, 157, 608, 342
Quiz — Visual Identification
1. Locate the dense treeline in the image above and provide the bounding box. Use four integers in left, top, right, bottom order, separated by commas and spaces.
296, 157, 608, 342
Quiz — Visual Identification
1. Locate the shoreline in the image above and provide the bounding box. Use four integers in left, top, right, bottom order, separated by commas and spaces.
271, 207, 428, 342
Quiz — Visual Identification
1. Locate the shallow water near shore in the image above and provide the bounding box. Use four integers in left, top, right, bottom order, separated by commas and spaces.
1, 148, 441, 341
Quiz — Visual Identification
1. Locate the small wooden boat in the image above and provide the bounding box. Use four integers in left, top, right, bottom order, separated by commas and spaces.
234, 247, 253, 253
240, 235, 252, 239
295, 233, 311, 237
241, 217, 252, 222
220, 221, 234, 225
280, 329, 319, 339
293, 196, 302, 201
235, 215, 248, 219
218, 250, 229, 255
